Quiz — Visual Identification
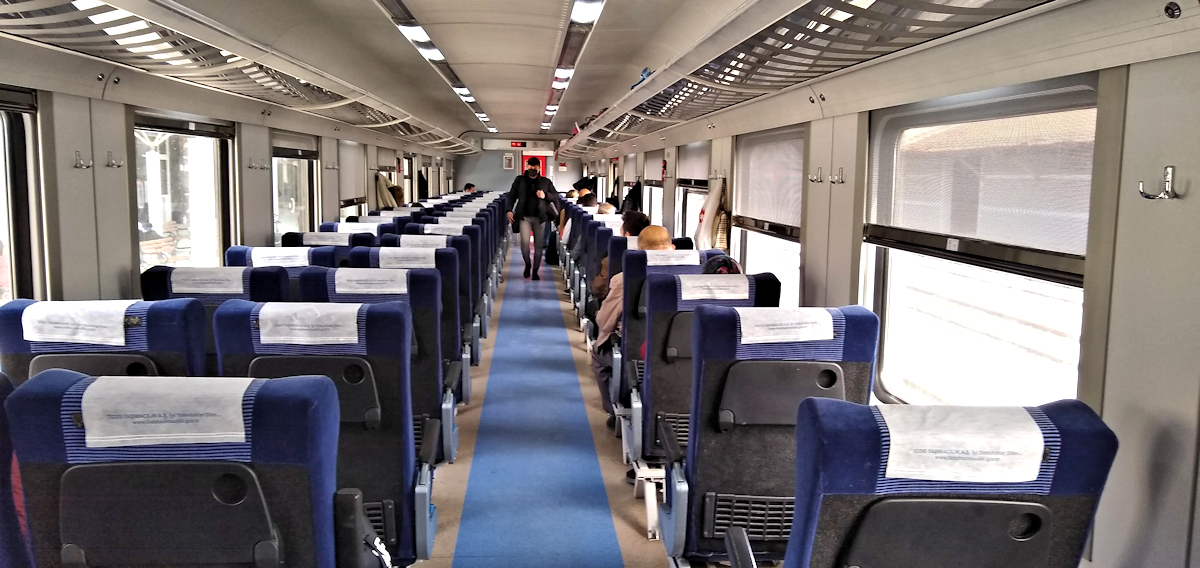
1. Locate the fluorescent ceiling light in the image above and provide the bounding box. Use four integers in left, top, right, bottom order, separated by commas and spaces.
488, 127, 498, 133
453, 87, 471, 95
570, 0, 604, 24
475, 113, 488, 118
542, 123, 552, 128
545, 109, 557, 115
460, 96, 476, 102
398, 25, 431, 42
554, 68, 574, 79
546, 105, 559, 111
417, 46, 445, 61
552, 80, 570, 90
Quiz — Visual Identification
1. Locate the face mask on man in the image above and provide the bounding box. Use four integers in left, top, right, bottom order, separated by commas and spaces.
526, 167, 539, 178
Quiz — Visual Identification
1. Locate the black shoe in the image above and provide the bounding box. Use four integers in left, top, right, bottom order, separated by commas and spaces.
524, 264, 531, 278
606, 415, 616, 430
532, 272, 540, 281
625, 469, 636, 485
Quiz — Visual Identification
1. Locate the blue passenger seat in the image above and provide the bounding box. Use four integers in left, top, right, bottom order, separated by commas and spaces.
0, 299, 206, 386
5, 371, 345, 568
658, 304, 879, 565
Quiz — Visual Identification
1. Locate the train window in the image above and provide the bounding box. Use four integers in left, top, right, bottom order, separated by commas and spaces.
734, 124, 803, 227
0, 114, 16, 299
272, 157, 313, 245
738, 227, 802, 307
867, 74, 1097, 406
878, 249, 1082, 405
675, 182, 708, 238
645, 182, 663, 226
134, 129, 223, 271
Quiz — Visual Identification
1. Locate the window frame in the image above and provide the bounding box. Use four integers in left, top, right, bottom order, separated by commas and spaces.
2, 109, 35, 299
133, 116, 234, 267
867, 74, 1099, 405
675, 178, 708, 239
269, 152, 318, 243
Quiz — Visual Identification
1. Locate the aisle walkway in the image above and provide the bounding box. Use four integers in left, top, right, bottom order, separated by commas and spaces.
451, 250, 624, 568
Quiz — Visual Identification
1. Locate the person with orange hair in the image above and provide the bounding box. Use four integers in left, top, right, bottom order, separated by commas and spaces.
591, 225, 674, 420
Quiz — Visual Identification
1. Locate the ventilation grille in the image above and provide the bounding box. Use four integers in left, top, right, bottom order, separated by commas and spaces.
566, 0, 1049, 152
363, 500, 397, 547
412, 415, 425, 450
703, 493, 795, 541
657, 412, 690, 448
0, 0, 475, 153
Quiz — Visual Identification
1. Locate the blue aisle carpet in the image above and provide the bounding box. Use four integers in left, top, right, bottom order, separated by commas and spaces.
452, 249, 624, 567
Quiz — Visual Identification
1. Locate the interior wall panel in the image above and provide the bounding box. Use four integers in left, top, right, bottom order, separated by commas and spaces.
90, 99, 135, 299
236, 123, 272, 247
320, 137, 340, 223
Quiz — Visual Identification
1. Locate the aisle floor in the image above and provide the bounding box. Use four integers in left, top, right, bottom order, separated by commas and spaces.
422, 247, 668, 568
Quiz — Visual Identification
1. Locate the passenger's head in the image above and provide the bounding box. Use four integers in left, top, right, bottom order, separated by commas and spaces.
702, 255, 742, 275
566, 189, 578, 199
578, 193, 598, 207
637, 226, 674, 251
525, 157, 541, 177
464, 183, 475, 192
598, 203, 616, 215
621, 211, 650, 237
579, 188, 592, 196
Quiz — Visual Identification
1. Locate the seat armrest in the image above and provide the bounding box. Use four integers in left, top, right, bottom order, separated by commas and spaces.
658, 415, 684, 464
335, 488, 391, 568
443, 360, 463, 392
725, 526, 758, 568
420, 418, 442, 465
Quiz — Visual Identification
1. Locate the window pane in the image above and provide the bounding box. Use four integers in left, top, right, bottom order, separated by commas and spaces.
648, 185, 663, 227
0, 115, 14, 299
272, 157, 311, 246
135, 129, 221, 272
873, 108, 1096, 255
880, 249, 1082, 406
684, 190, 706, 239
742, 230, 801, 307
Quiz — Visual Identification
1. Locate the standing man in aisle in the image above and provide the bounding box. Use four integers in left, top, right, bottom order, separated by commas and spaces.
507, 157, 559, 280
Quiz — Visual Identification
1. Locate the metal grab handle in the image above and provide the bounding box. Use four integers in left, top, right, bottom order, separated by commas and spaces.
106, 151, 124, 168
808, 167, 823, 183
1139, 165, 1178, 200
74, 151, 93, 170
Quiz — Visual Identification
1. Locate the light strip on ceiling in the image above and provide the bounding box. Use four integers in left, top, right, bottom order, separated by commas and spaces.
541, 0, 605, 133
374, 0, 491, 130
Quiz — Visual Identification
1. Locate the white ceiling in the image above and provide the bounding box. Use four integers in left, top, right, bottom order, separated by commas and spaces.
113, 0, 750, 142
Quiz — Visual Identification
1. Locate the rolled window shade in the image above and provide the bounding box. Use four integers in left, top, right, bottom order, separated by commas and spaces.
623, 154, 637, 180
271, 129, 317, 152
377, 148, 396, 167
734, 125, 804, 227
867, 75, 1098, 256
678, 140, 711, 180
644, 150, 664, 181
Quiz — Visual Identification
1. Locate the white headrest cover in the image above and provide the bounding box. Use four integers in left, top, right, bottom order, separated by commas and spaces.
258, 302, 361, 345
22, 300, 138, 346
877, 405, 1046, 483
734, 307, 833, 344
82, 376, 255, 447
250, 247, 309, 268
170, 267, 246, 294
334, 268, 407, 295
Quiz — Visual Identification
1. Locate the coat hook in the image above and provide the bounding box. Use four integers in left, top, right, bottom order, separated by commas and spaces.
1139, 165, 1179, 200
106, 151, 124, 168
808, 166, 823, 183
74, 151, 93, 169
830, 167, 846, 184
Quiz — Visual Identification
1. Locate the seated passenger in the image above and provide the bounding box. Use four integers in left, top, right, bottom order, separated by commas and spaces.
565, 189, 578, 199
638, 253, 743, 360
591, 211, 650, 301
561, 192, 599, 239
591, 225, 674, 418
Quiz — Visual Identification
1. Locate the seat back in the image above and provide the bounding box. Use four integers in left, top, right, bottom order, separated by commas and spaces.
225, 246, 339, 299
214, 300, 421, 564
141, 266, 289, 375
621, 248, 722, 366
405, 224, 484, 309
345, 248, 463, 368
6, 370, 339, 568
379, 235, 474, 336
785, 398, 1118, 568
0, 373, 32, 568
317, 222, 399, 246
0, 299, 206, 386
281, 232, 375, 248
681, 304, 879, 562
640, 273, 781, 460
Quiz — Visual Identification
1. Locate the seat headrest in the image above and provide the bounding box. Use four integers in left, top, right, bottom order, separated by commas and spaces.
377, 247, 438, 268
735, 307, 835, 344
399, 234, 451, 248
330, 268, 409, 296
424, 224, 465, 235
336, 222, 385, 236
647, 249, 701, 267
167, 267, 249, 296
248, 247, 310, 268
294, 232, 363, 246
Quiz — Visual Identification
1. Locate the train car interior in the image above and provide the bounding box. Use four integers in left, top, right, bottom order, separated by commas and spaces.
0, 0, 1197, 566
